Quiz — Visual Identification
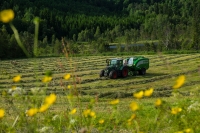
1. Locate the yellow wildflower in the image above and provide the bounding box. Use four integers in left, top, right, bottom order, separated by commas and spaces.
69, 108, 77, 115
109, 99, 119, 105
0, 109, 5, 118
90, 111, 96, 118
130, 101, 139, 111
67, 85, 71, 89
45, 93, 56, 105
83, 109, 91, 117
133, 91, 144, 99
12, 86, 16, 90
42, 76, 52, 83
38, 104, 49, 113
173, 75, 185, 89
144, 88, 154, 97
175, 131, 184, 133
155, 98, 162, 106
99, 119, 104, 124
64, 74, 70, 80
184, 128, 192, 133
26, 108, 38, 116
128, 114, 136, 122
127, 121, 132, 126
171, 107, 182, 115
13, 75, 21, 82
0, 9, 14, 23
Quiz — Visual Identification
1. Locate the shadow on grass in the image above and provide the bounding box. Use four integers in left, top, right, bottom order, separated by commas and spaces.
120, 72, 168, 80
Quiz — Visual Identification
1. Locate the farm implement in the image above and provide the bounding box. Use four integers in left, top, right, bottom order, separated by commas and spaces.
99, 56, 149, 79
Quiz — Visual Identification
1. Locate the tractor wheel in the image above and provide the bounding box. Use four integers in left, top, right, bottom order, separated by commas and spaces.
122, 67, 128, 78
109, 70, 118, 79
139, 68, 146, 75
99, 70, 104, 77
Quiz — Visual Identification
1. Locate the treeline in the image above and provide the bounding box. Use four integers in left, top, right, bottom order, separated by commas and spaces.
0, 0, 200, 59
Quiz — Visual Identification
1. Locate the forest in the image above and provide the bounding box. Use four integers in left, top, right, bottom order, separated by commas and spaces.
0, 0, 200, 59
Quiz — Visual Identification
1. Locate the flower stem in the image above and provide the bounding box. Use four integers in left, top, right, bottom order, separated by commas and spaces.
9, 23, 30, 57
33, 17, 39, 57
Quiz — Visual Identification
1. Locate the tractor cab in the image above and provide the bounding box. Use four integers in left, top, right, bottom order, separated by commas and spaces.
100, 58, 129, 79
106, 58, 123, 67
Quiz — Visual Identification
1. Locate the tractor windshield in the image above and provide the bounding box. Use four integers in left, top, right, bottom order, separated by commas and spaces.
110, 60, 117, 66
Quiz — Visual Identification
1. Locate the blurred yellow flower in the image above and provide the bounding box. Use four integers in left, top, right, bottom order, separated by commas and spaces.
12, 86, 16, 90
144, 88, 154, 97
109, 99, 119, 105
0, 109, 5, 118
127, 121, 132, 126
184, 128, 192, 133
133, 91, 144, 99
175, 131, 184, 133
130, 101, 139, 111
128, 114, 136, 122
90, 111, 96, 118
42, 76, 52, 83
99, 119, 104, 124
67, 85, 71, 89
13, 75, 21, 82
0, 9, 14, 23
171, 107, 182, 115
26, 108, 38, 116
64, 74, 70, 80
155, 98, 162, 106
83, 109, 91, 117
45, 93, 56, 105
69, 108, 77, 115
38, 104, 49, 113
173, 75, 185, 89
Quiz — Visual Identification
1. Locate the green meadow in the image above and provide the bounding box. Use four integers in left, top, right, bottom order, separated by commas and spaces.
0, 53, 200, 133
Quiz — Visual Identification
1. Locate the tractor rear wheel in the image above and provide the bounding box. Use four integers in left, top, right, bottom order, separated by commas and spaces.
109, 70, 118, 79
122, 67, 128, 78
99, 70, 104, 77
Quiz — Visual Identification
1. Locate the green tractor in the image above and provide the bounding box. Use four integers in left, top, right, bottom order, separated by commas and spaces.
99, 58, 129, 79
99, 56, 149, 79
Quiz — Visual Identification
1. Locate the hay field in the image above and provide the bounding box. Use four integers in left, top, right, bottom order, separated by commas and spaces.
0, 53, 199, 98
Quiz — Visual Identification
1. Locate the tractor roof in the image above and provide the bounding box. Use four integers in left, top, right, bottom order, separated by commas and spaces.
109, 58, 123, 60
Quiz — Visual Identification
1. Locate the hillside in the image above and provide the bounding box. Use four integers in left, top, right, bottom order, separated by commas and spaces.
0, 0, 200, 59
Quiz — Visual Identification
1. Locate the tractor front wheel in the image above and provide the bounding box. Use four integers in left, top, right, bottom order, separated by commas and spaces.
99, 70, 104, 77
109, 70, 118, 79
122, 67, 128, 78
